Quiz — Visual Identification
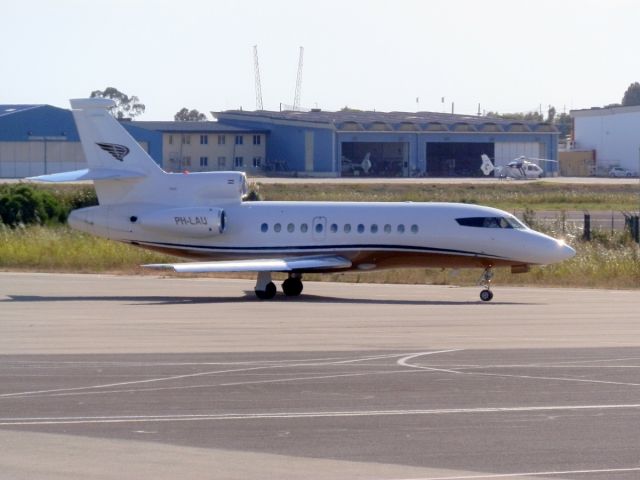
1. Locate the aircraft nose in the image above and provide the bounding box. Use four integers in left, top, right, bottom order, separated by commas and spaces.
556, 240, 576, 261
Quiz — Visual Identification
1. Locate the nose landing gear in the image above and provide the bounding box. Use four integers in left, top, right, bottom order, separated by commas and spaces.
478, 267, 494, 302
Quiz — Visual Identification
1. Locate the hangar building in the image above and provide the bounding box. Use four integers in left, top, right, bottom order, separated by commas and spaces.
215, 109, 559, 177
0, 105, 162, 178
571, 105, 640, 174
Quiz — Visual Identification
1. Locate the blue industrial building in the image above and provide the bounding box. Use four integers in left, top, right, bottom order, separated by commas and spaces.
0, 104, 559, 178
0, 104, 162, 177
215, 110, 559, 177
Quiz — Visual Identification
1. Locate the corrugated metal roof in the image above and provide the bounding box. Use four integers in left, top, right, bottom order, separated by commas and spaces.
0, 105, 45, 118
216, 109, 557, 133
131, 121, 268, 133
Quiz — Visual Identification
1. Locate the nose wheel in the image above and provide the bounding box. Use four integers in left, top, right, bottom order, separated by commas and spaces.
478, 267, 494, 302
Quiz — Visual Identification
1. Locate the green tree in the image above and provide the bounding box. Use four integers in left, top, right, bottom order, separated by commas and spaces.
485, 111, 543, 122
174, 108, 207, 121
90, 87, 146, 119
622, 82, 640, 106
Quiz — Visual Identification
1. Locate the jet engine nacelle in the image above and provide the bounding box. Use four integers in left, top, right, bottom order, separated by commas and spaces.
137, 207, 226, 238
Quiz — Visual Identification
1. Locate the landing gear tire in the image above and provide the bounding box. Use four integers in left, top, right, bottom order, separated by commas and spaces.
478, 267, 494, 302
282, 277, 303, 296
255, 282, 277, 300
479, 289, 493, 302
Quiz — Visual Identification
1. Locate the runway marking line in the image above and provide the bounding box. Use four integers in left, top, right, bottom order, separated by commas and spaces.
386, 466, 640, 479
0, 350, 459, 399
398, 352, 640, 387
3, 403, 640, 426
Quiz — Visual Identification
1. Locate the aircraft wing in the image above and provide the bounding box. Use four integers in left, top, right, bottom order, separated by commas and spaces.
143, 255, 352, 273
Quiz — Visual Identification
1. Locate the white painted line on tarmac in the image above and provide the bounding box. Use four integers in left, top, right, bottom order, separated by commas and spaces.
2, 402, 640, 426
0, 350, 458, 399
385, 466, 640, 479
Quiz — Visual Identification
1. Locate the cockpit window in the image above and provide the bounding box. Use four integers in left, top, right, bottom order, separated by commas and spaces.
456, 216, 527, 229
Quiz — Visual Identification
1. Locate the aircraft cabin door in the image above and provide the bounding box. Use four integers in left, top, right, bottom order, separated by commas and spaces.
312, 216, 327, 241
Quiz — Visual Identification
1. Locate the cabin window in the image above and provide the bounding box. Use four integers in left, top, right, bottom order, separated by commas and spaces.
384, 224, 392, 233
411, 224, 419, 234
300, 223, 309, 233
287, 223, 295, 233
357, 224, 365, 234
370, 224, 378, 234
315, 223, 323, 233
397, 224, 405, 234
330, 223, 338, 233
274, 223, 282, 233
260, 223, 268, 233
344, 224, 351, 233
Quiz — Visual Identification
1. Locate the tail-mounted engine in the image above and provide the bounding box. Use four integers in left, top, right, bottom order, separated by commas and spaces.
136, 207, 226, 238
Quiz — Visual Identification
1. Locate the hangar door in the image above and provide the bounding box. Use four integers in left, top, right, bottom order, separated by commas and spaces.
426, 142, 494, 177
494, 142, 545, 168
341, 142, 408, 177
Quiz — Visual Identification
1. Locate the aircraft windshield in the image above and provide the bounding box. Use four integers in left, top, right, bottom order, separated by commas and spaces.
456, 215, 527, 229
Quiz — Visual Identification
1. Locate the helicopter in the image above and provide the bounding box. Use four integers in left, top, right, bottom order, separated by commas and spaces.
481, 154, 558, 179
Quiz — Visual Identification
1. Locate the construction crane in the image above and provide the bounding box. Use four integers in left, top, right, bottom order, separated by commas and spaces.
293, 46, 304, 111
253, 45, 263, 110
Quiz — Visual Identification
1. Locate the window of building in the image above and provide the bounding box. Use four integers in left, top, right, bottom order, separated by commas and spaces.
300, 223, 308, 233
261, 223, 268, 233
182, 135, 191, 145
253, 135, 261, 145
200, 135, 208, 145
217, 135, 226, 145
252, 156, 262, 168
234, 156, 244, 167
183, 156, 191, 166
217, 156, 227, 168
199, 156, 208, 167
168, 135, 173, 145
235, 135, 244, 145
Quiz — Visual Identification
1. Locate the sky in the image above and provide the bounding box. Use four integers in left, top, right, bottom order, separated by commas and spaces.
2, 0, 638, 120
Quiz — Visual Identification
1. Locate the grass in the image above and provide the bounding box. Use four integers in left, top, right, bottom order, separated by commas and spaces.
254, 182, 639, 211
1, 224, 638, 289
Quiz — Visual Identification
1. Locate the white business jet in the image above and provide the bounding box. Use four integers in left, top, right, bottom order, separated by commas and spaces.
30, 99, 575, 301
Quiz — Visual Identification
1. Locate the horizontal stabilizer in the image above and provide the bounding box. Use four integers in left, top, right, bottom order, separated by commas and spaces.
144, 255, 352, 273
28, 168, 146, 183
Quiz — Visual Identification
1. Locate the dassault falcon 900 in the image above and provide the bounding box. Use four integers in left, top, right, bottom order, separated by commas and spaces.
30, 98, 575, 301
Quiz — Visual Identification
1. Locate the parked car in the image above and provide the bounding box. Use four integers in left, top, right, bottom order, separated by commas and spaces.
609, 166, 634, 177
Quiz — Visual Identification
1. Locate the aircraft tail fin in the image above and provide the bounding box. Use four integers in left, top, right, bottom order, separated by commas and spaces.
480, 154, 495, 176
28, 98, 165, 205
69, 98, 163, 178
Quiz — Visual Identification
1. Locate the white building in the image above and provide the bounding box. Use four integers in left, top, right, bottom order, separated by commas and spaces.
571, 105, 640, 174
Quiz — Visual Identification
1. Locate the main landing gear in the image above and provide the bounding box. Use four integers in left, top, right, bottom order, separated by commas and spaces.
478, 267, 494, 302
254, 272, 303, 300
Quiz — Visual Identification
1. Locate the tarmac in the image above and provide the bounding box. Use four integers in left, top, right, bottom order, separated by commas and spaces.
1, 272, 640, 480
